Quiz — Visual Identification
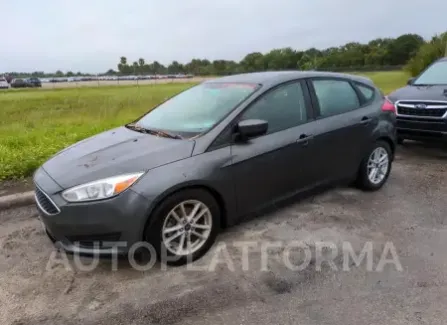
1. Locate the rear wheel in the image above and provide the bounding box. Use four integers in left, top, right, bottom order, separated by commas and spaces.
356, 140, 392, 191
145, 189, 220, 266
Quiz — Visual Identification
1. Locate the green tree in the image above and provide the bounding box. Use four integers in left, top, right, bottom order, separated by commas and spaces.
132, 61, 139, 74
137, 58, 145, 74
118, 56, 131, 75
105, 69, 116, 75
240, 52, 264, 72
405, 32, 447, 76
167, 61, 184, 74
388, 34, 424, 66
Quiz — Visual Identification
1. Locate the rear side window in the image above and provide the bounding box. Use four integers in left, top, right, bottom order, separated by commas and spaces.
312, 79, 360, 118
356, 84, 375, 102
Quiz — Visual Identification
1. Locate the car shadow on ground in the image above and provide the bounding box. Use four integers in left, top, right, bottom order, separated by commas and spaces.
396, 140, 447, 161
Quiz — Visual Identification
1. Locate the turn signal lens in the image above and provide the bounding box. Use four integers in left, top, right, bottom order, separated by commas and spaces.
114, 176, 140, 195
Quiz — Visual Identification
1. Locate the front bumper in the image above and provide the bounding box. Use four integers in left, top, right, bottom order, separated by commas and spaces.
34, 167, 152, 256
397, 117, 447, 141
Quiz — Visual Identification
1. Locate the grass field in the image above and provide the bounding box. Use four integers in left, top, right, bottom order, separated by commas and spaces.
0, 70, 409, 180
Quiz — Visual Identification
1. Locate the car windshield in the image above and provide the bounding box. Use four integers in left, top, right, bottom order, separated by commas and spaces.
414, 60, 447, 85
132, 82, 259, 137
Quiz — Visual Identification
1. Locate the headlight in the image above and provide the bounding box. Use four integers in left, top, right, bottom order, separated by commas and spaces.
62, 172, 144, 202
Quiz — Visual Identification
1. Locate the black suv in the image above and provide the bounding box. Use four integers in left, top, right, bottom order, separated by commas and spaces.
27, 77, 42, 87
388, 57, 447, 143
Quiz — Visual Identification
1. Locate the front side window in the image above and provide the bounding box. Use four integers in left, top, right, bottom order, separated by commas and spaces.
134, 82, 258, 136
414, 60, 447, 85
312, 79, 360, 117
240, 82, 308, 134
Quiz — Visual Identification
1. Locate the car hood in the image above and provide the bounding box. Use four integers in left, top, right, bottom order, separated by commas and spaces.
42, 126, 195, 189
388, 85, 447, 102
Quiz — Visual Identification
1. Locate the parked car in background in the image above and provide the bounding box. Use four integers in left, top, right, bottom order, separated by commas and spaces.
10, 78, 29, 88
388, 57, 447, 143
0, 77, 9, 89
34, 71, 396, 265
27, 77, 42, 87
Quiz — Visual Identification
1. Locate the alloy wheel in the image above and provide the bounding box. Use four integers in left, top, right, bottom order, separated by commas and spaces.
367, 147, 389, 185
161, 200, 213, 256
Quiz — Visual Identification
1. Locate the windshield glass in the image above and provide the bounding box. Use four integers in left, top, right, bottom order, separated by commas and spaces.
414, 60, 447, 85
133, 82, 259, 136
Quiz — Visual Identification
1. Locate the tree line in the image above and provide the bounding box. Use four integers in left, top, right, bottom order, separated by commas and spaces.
3, 31, 446, 78
115, 33, 426, 76
114, 32, 446, 77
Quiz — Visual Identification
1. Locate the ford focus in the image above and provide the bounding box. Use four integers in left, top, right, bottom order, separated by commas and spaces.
34, 71, 396, 265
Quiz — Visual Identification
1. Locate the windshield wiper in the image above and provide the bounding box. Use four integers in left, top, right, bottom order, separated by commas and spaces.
126, 123, 182, 139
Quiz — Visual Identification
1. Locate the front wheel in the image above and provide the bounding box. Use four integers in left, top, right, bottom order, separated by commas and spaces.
356, 141, 392, 191
145, 189, 220, 266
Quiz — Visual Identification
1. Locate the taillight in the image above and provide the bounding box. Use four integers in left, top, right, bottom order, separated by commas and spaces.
382, 97, 396, 113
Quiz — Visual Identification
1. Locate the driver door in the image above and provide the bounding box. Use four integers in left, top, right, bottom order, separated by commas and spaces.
229, 80, 318, 216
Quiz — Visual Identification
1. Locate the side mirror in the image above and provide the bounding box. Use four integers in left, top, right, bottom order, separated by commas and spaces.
407, 77, 416, 85
236, 119, 268, 140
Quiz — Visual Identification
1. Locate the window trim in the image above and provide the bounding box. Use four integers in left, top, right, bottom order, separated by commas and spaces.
352, 81, 376, 105
207, 79, 314, 151
306, 77, 368, 119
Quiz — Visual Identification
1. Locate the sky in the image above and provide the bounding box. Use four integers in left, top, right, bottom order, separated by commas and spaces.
1, 0, 446, 73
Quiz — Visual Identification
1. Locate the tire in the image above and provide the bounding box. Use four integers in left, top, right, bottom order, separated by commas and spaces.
356, 140, 392, 191
145, 188, 221, 266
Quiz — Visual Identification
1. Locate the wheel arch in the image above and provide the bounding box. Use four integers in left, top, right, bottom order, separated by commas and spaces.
141, 183, 229, 240
375, 136, 396, 160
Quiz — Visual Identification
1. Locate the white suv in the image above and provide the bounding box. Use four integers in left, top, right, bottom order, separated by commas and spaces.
0, 77, 9, 89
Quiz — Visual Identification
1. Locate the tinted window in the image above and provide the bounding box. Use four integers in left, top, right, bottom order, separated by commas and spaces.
414, 60, 447, 85
240, 82, 308, 134
357, 84, 375, 101
135, 82, 258, 135
312, 79, 360, 117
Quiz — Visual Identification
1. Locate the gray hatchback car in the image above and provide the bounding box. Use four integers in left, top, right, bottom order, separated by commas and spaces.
34, 71, 396, 264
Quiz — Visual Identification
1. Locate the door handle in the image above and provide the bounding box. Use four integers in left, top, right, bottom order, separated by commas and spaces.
360, 116, 371, 125
296, 134, 313, 146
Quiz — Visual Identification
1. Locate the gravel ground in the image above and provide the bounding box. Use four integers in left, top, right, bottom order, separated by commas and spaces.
1, 141, 447, 325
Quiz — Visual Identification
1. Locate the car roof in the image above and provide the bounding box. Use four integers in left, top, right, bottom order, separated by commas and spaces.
436, 57, 447, 62
204, 71, 375, 87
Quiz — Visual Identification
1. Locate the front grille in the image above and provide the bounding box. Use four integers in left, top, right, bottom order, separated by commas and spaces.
35, 186, 60, 215
396, 101, 447, 118
397, 107, 446, 117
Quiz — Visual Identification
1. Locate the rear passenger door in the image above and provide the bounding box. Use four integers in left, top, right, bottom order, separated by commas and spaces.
307, 78, 376, 182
